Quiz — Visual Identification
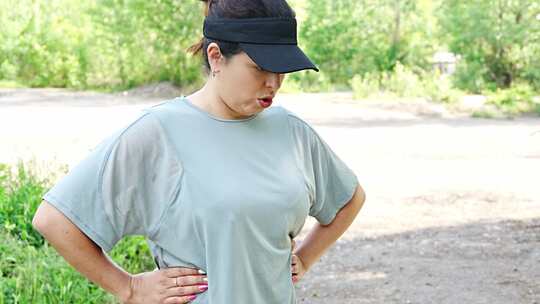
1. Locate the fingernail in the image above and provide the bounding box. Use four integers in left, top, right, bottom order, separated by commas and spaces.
198, 269, 206, 274
202, 277, 208, 282
199, 285, 208, 291
188, 295, 197, 301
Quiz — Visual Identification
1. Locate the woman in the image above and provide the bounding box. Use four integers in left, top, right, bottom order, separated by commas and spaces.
32, 0, 366, 303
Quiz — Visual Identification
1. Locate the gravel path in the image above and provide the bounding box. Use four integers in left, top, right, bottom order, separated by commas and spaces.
1, 88, 539, 303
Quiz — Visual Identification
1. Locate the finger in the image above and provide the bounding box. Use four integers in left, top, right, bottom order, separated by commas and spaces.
291, 264, 298, 274
163, 267, 203, 278
167, 275, 208, 289
166, 284, 208, 297
291, 254, 298, 265
163, 294, 198, 304
291, 239, 296, 251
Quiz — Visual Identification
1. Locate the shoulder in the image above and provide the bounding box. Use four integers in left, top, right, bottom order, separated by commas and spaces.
276, 105, 319, 141
111, 111, 165, 150
103, 109, 178, 171
271, 105, 310, 129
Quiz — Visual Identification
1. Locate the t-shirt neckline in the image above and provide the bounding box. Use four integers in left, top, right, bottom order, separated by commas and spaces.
178, 95, 259, 123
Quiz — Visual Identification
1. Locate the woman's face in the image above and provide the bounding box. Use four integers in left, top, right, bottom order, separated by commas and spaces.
212, 47, 285, 118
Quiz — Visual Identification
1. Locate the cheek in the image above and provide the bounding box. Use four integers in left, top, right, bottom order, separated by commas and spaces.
220, 72, 258, 103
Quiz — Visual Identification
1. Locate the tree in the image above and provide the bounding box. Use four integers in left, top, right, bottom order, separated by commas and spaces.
439, 0, 540, 91
300, 0, 436, 85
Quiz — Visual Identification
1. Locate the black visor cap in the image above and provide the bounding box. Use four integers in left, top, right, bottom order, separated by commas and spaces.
240, 43, 319, 74
203, 17, 319, 74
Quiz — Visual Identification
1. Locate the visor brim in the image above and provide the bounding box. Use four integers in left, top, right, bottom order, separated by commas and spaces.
239, 43, 319, 74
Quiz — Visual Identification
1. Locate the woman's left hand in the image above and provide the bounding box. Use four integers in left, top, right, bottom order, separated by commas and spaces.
290, 239, 307, 284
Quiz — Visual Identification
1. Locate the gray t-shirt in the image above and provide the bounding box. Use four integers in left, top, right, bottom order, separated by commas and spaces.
42, 96, 359, 303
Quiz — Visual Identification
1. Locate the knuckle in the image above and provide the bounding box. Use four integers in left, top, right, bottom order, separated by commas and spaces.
171, 287, 185, 296
188, 285, 201, 294
177, 277, 188, 286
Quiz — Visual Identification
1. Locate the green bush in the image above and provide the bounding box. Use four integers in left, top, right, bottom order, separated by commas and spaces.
350, 73, 381, 99
484, 83, 540, 116
439, 0, 540, 91
0, 230, 116, 303
382, 63, 425, 98
350, 63, 425, 99
286, 70, 335, 93
0, 230, 155, 303
350, 63, 463, 102
422, 72, 463, 104
0, 160, 157, 302
451, 60, 495, 94
0, 160, 55, 248
0, 0, 204, 91
301, 0, 435, 85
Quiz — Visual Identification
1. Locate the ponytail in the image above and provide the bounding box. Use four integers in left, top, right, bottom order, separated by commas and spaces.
186, 0, 212, 56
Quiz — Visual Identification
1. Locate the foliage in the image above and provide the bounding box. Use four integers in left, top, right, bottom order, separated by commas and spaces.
439, 0, 540, 91
350, 73, 381, 99
300, 0, 436, 85
350, 62, 463, 103
0, 160, 156, 302
0, 231, 115, 303
484, 83, 540, 116
1, 0, 539, 103
0, 160, 55, 247
0, 0, 204, 91
422, 72, 463, 104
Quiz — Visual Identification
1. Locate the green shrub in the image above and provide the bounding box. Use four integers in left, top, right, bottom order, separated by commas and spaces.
382, 63, 425, 98
0, 160, 156, 302
350, 63, 426, 100
0, 160, 56, 248
0, 230, 115, 303
422, 72, 463, 104
351, 64, 464, 103
484, 83, 540, 116
286, 70, 334, 93
301, 0, 435, 86
451, 60, 496, 94
350, 73, 380, 99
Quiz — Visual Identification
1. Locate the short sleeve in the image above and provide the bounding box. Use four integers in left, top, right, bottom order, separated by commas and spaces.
41, 111, 183, 252
285, 110, 359, 225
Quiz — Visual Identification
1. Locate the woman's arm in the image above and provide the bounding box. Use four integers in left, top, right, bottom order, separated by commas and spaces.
33, 200, 209, 303
294, 184, 366, 272
32, 200, 132, 301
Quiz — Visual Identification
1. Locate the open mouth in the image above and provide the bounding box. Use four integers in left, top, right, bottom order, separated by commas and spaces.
257, 97, 273, 108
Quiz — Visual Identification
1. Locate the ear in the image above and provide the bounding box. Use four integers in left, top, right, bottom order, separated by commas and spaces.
207, 42, 223, 71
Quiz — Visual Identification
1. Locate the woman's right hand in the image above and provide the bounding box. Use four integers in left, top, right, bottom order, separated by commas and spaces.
121, 267, 208, 304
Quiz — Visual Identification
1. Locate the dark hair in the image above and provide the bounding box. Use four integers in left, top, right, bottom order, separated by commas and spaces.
186, 0, 296, 75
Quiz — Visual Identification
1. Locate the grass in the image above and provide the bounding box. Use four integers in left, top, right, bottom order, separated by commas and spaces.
0, 81, 26, 89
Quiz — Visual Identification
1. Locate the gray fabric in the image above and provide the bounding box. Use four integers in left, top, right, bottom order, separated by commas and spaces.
42, 96, 359, 303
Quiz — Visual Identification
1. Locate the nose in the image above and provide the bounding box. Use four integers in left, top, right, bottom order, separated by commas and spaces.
265, 73, 283, 91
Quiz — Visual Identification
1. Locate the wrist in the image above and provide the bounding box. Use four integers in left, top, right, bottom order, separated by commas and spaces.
115, 273, 134, 303
295, 252, 313, 272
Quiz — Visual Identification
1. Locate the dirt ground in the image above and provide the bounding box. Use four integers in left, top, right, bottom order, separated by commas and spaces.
1, 88, 539, 303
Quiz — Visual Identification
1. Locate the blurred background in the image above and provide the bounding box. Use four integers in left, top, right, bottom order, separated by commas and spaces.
0, 0, 539, 303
